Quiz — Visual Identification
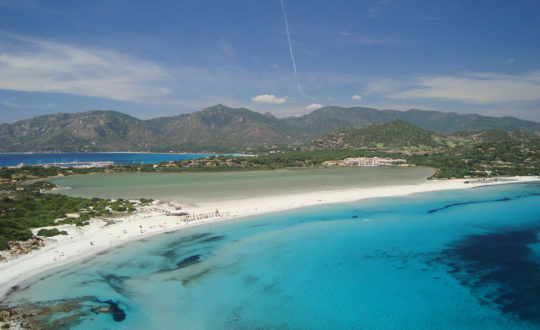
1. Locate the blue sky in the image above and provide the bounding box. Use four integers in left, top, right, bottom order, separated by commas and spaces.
1, 0, 540, 123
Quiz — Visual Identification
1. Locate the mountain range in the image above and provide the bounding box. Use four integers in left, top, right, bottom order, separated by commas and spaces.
1, 104, 539, 152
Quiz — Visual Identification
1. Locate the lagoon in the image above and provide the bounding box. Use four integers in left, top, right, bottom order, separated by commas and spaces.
47, 167, 435, 202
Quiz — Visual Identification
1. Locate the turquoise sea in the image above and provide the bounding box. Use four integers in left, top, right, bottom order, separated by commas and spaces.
3, 182, 540, 329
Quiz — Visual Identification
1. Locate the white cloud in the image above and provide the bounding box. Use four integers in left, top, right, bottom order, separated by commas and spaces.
364, 78, 409, 95
352, 94, 362, 100
1, 99, 56, 109
305, 103, 323, 110
0, 35, 171, 102
251, 94, 287, 104
390, 72, 540, 103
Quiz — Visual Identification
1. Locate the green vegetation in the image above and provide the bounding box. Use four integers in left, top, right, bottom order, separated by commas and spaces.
302, 121, 539, 179
0, 180, 141, 250
37, 228, 68, 237
139, 198, 154, 205
408, 137, 539, 178
0, 165, 107, 186
0, 237, 9, 251
310, 119, 447, 151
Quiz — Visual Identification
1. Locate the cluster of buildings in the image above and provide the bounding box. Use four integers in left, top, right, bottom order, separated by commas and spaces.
154, 158, 245, 169
9, 161, 114, 169
323, 157, 408, 167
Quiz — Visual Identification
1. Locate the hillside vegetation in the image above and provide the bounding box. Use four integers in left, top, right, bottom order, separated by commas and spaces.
305, 120, 539, 178
310, 119, 447, 151
1, 105, 539, 152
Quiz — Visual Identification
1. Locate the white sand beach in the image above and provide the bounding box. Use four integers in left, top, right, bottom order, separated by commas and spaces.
0, 176, 537, 299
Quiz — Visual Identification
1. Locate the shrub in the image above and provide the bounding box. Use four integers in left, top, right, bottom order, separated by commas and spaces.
0, 237, 9, 251
139, 198, 153, 205
37, 228, 68, 237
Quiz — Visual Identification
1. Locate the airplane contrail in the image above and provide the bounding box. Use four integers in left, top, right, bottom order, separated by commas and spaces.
280, 0, 314, 100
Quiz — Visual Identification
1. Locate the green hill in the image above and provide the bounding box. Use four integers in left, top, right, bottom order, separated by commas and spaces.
309, 119, 447, 151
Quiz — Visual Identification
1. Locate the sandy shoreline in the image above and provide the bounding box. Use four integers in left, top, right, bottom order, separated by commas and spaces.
1, 176, 538, 300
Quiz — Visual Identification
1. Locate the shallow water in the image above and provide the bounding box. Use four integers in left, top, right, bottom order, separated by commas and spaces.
47, 167, 434, 202
3, 182, 540, 329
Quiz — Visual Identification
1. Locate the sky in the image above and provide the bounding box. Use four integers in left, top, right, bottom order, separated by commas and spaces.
1, 0, 540, 123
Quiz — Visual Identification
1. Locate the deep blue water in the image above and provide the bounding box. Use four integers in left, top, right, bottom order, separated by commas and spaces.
3, 182, 540, 329
0, 153, 216, 167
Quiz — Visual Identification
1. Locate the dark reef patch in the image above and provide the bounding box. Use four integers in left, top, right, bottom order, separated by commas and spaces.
2, 285, 20, 300
244, 275, 258, 285
176, 254, 201, 269
96, 299, 127, 322
251, 222, 270, 228
162, 232, 213, 250
154, 232, 218, 263
160, 248, 178, 260
182, 268, 212, 286
190, 232, 213, 239
200, 235, 225, 243
428, 191, 540, 214
438, 226, 540, 325
427, 197, 511, 214
157, 252, 207, 274
100, 274, 131, 297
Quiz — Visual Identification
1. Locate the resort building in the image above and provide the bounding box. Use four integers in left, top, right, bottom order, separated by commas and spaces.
323, 157, 407, 167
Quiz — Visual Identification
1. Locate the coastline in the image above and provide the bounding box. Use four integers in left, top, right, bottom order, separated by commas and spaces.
1, 176, 538, 301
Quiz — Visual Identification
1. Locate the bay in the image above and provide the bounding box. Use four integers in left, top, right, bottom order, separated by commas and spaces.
3, 182, 540, 329
0, 152, 216, 167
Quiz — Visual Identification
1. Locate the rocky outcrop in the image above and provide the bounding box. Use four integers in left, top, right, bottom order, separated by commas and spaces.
0, 238, 45, 260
